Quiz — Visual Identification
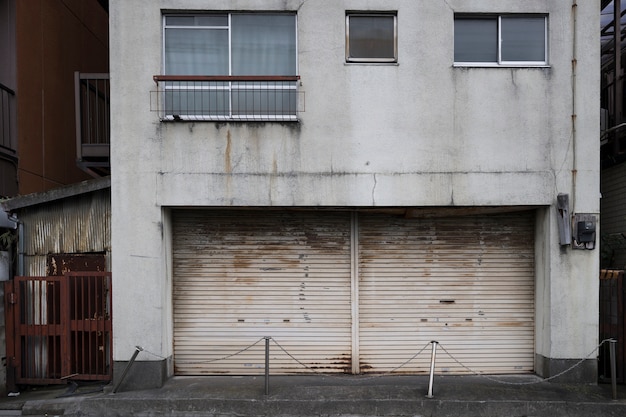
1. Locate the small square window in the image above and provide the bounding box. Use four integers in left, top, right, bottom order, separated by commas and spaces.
454, 14, 548, 66
346, 13, 397, 63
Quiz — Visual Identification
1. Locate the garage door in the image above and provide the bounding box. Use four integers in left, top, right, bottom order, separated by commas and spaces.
358, 212, 535, 374
172, 210, 353, 375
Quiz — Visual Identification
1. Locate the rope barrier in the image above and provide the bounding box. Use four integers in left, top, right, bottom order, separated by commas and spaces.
140, 337, 266, 365
437, 338, 615, 386
270, 338, 433, 379
135, 337, 615, 386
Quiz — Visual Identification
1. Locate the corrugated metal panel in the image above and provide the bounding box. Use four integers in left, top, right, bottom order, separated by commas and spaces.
173, 210, 352, 375
358, 212, 535, 375
19, 189, 110, 256
24, 255, 47, 277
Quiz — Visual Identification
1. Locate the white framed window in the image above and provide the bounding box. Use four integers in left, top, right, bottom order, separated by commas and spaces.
346, 12, 397, 63
161, 13, 298, 121
454, 14, 548, 66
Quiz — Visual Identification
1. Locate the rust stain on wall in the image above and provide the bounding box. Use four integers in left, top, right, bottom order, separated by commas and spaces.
225, 130, 232, 173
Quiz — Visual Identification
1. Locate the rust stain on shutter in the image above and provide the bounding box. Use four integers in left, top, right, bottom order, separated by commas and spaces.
172, 210, 352, 375
358, 211, 535, 375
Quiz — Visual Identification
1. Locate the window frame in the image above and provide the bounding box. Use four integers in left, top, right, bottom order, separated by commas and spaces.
160, 12, 299, 122
162, 14, 231, 76
162, 13, 299, 77
454, 14, 549, 67
345, 12, 398, 64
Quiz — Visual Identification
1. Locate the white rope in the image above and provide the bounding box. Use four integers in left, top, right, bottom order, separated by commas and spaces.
270, 337, 432, 380
140, 337, 266, 365
437, 339, 615, 385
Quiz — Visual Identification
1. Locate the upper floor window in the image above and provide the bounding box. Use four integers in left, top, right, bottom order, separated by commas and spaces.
159, 13, 298, 121
346, 13, 397, 63
454, 14, 548, 66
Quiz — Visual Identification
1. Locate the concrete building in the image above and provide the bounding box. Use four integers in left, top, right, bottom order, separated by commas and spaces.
109, 0, 600, 389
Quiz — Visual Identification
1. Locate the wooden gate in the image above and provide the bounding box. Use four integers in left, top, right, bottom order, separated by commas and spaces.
4, 272, 112, 385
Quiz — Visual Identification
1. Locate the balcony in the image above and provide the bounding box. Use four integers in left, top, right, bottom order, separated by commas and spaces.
75, 72, 110, 177
152, 75, 303, 122
72, 74, 300, 178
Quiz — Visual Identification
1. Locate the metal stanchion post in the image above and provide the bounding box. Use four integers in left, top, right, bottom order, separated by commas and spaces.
426, 341, 438, 399
265, 337, 270, 396
610, 339, 617, 400
113, 346, 143, 394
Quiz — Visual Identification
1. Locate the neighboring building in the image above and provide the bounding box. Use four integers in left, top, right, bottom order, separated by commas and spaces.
599, 0, 626, 383
0, 0, 110, 394
601, 0, 626, 270
109, 0, 599, 389
0, 0, 109, 198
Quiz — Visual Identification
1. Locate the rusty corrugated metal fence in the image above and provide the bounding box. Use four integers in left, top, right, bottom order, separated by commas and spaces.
17, 187, 110, 276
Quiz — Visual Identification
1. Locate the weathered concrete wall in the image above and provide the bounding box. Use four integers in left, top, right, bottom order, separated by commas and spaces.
110, 0, 600, 383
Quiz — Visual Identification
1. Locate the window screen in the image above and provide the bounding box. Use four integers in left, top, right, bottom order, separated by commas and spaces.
500, 16, 546, 62
165, 14, 296, 76
454, 15, 547, 65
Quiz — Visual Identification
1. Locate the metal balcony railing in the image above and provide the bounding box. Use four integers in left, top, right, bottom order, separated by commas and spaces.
74, 72, 110, 177
0, 81, 16, 154
152, 75, 302, 122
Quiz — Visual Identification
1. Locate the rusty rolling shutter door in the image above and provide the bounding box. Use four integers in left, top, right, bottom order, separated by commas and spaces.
358, 211, 535, 375
172, 210, 353, 375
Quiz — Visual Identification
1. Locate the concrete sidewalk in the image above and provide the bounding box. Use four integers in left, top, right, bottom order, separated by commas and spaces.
1, 374, 626, 416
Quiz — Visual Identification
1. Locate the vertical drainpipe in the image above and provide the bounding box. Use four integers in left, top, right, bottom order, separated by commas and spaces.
17, 220, 23, 276
571, 1, 578, 214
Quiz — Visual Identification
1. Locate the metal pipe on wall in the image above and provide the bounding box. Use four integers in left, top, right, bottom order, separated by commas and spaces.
17, 219, 23, 276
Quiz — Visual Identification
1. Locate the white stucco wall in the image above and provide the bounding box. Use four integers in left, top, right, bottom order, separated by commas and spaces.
110, 0, 600, 373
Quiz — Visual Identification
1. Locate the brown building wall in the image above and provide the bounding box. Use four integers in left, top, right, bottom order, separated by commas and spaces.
0, 0, 18, 197
15, 0, 108, 195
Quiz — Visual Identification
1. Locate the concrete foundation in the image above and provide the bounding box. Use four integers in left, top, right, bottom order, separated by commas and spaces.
536, 355, 598, 384
112, 358, 171, 392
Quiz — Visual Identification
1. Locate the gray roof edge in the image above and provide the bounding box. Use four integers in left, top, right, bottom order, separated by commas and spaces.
0, 176, 111, 212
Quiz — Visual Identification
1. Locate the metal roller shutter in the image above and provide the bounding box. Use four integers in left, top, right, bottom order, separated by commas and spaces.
172, 210, 353, 375
358, 212, 535, 375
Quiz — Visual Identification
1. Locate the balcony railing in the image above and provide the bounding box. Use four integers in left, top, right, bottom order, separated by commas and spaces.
0, 81, 16, 154
74, 72, 110, 177
152, 75, 302, 122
